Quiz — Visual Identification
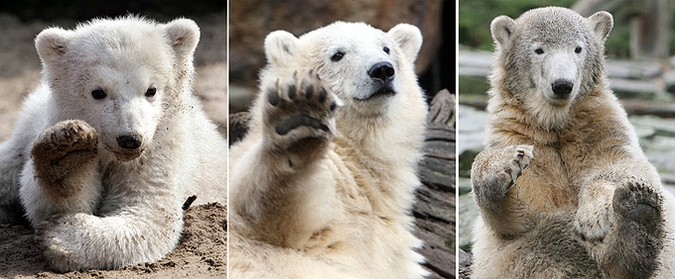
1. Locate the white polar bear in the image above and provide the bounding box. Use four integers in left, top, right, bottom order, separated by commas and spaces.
228, 22, 429, 278
0, 16, 227, 272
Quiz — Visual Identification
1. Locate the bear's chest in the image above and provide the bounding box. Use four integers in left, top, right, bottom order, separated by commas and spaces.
514, 144, 590, 212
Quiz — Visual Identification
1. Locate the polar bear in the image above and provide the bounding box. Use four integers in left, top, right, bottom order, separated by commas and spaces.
0, 16, 227, 271
228, 22, 429, 278
470, 7, 675, 279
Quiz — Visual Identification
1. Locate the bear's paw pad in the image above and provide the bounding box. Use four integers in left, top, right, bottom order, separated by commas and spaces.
263, 70, 337, 142
614, 176, 663, 232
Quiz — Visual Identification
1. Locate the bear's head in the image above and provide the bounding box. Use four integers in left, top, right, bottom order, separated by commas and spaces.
490, 7, 613, 129
262, 22, 423, 118
34, 16, 200, 162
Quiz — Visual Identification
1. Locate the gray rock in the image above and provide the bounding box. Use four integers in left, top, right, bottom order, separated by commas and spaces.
458, 105, 487, 154
630, 115, 675, 137
459, 192, 479, 251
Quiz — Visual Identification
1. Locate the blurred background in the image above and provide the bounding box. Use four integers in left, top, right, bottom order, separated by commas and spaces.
228, 0, 454, 112
228, 1, 455, 278
0, 0, 227, 141
458, 0, 675, 274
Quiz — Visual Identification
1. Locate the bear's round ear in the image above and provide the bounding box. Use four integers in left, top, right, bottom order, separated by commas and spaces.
264, 30, 299, 68
165, 18, 201, 62
387, 23, 423, 64
587, 11, 613, 43
490, 16, 516, 49
35, 28, 73, 64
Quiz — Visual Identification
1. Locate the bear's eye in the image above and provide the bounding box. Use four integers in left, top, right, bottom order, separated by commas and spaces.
383, 47, 390, 54
91, 89, 107, 100
331, 51, 345, 62
145, 87, 157, 97
534, 48, 544, 55
575, 46, 583, 53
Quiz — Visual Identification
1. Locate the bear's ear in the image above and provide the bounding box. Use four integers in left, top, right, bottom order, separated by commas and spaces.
490, 15, 516, 49
587, 11, 613, 43
387, 23, 423, 64
165, 18, 201, 62
35, 28, 73, 64
264, 30, 299, 68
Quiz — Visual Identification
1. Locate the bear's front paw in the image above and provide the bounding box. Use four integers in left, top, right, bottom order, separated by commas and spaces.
31, 120, 98, 196
262, 70, 338, 151
507, 145, 533, 183
472, 145, 533, 202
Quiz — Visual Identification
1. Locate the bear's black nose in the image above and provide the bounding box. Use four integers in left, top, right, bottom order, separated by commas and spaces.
551, 79, 573, 98
368, 62, 395, 82
117, 134, 142, 150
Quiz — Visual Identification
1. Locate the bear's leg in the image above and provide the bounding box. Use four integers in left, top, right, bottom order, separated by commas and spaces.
574, 180, 615, 242
231, 70, 339, 248
35, 201, 183, 272
19, 120, 102, 226
470, 145, 535, 236
579, 176, 663, 279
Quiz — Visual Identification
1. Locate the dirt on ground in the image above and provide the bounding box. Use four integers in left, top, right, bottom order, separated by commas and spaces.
0, 203, 227, 279
0, 12, 227, 279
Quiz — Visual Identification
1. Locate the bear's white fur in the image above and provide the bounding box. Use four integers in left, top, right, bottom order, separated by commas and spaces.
0, 16, 226, 271
470, 7, 675, 278
229, 22, 429, 278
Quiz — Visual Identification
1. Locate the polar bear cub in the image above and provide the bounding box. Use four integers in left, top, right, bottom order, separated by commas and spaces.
229, 22, 429, 278
0, 16, 226, 271
470, 7, 675, 279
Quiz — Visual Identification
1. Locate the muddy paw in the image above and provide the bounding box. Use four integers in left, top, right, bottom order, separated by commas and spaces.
603, 176, 664, 278
31, 120, 98, 194
263, 70, 338, 150
614, 176, 663, 235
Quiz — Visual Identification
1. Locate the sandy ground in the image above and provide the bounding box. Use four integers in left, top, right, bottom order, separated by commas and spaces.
0, 12, 227, 279
1, 203, 227, 279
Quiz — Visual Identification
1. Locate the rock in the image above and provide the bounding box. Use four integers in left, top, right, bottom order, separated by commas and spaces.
229, 0, 444, 86
458, 177, 472, 196
630, 115, 675, 137
610, 78, 661, 100
457, 105, 487, 155
458, 192, 479, 251
606, 60, 663, 79
662, 70, 675, 93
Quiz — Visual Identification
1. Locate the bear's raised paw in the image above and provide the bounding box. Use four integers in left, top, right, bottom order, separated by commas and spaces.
263, 70, 338, 151
31, 120, 98, 194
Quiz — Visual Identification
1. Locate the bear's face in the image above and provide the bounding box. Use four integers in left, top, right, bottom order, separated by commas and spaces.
35, 17, 200, 161
491, 7, 613, 110
263, 22, 422, 116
